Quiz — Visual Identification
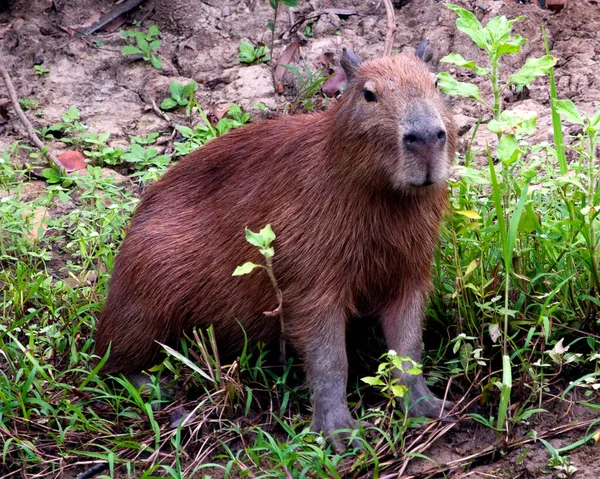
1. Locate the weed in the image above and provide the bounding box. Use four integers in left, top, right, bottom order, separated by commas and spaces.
438, 4, 557, 431
174, 104, 250, 156
281, 64, 328, 112
237, 41, 270, 65
160, 81, 198, 115
33, 65, 49, 76
18, 98, 38, 111
121, 25, 162, 69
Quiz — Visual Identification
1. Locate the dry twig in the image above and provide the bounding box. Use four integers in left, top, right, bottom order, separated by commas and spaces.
383, 0, 396, 56
0, 59, 66, 174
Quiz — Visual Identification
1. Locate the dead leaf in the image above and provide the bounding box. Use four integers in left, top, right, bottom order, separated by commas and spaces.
274, 41, 301, 84
322, 66, 347, 97
66, 12, 102, 35
58, 150, 87, 172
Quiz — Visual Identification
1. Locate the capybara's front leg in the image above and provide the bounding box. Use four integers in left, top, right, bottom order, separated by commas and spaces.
380, 289, 453, 418
295, 310, 359, 451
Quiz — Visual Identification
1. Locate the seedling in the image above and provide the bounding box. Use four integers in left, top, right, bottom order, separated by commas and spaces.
233, 224, 287, 362
121, 25, 162, 69
362, 350, 423, 427
18, 98, 38, 111
33, 65, 49, 76
160, 81, 198, 115
238, 41, 270, 65
174, 104, 250, 156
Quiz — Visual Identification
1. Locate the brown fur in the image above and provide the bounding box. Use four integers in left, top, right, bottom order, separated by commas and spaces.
95, 52, 457, 443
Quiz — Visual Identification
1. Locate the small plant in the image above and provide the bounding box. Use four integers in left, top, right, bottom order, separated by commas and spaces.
174, 104, 250, 156
121, 143, 171, 183
233, 224, 287, 361
39, 106, 87, 143
33, 65, 49, 76
282, 64, 328, 112
18, 98, 38, 110
121, 25, 162, 69
131, 132, 160, 145
160, 81, 198, 115
361, 350, 423, 424
237, 41, 270, 65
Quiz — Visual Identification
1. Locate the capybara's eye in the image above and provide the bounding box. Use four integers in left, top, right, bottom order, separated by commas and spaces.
361, 88, 378, 103
435, 78, 439, 89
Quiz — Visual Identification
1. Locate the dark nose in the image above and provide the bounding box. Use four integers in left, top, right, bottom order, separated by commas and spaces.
403, 127, 447, 154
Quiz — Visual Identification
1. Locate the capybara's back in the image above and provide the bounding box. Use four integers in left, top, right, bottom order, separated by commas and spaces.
95, 48, 457, 444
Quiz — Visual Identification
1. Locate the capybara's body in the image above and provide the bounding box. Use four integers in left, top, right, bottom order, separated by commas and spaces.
95, 51, 457, 443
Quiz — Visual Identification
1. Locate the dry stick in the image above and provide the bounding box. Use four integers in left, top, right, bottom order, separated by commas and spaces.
382, 0, 396, 56
0, 59, 67, 174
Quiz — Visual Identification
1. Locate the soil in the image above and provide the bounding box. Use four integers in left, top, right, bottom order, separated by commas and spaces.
1, 0, 599, 477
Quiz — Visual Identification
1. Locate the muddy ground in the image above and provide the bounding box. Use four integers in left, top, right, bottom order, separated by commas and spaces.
1, 0, 600, 477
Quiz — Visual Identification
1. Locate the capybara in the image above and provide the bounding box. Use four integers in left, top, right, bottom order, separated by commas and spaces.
94, 47, 457, 445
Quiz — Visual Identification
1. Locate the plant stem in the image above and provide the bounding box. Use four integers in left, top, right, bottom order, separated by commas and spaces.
265, 256, 286, 363
491, 55, 502, 122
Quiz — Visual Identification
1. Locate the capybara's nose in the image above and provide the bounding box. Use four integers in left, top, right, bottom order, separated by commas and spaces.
403, 125, 447, 154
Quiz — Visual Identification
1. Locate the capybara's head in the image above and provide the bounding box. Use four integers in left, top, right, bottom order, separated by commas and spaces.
334, 46, 456, 192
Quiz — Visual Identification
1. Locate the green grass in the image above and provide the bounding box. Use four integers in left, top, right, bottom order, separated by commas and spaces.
1, 9, 600, 477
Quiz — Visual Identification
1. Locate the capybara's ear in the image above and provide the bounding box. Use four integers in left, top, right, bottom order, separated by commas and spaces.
415, 39, 434, 63
340, 45, 361, 82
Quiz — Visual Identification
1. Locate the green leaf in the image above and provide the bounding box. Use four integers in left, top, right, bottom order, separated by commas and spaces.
361, 376, 385, 386
553, 99, 585, 126
439, 53, 488, 75
176, 125, 195, 138
259, 247, 274, 259
436, 72, 481, 100
160, 98, 178, 110
62, 106, 80, 122
487, 110, 537, 136
390, 384, 408, 397
281, 0, 298, 5
182, 81, 198, 99
445, 4, 490, 52
137, 37, 149, 51
496, 34, 526, 55
238, 41, 256, 63
485, 15, 525, 54
170, 82, 185, 101
269, 0, 277, 8
148, 40, 161, 51
508, 55, 556, 86
41, 167, 61, 184
496, 134, 520, 165
150, 55, 162, 69
259, 224, 276, 246
232, 262, 262, 276
159, 342, 214, 382
122, 45, 142, 55
148, 25, 160, 38
245, 227, 264, 247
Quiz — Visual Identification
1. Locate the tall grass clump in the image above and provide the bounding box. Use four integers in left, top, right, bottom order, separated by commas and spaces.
432, 4, 599, 433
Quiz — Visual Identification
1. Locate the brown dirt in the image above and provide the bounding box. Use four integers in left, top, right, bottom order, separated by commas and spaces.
1, 0, 600, 477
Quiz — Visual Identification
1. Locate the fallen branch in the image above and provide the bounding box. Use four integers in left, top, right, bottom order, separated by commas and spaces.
0, 59, 66, 174
383, 0, 396, 56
